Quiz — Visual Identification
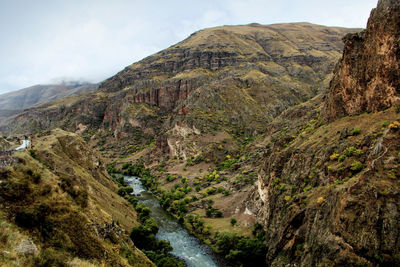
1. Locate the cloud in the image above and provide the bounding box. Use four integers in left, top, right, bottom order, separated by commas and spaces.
0, 0, 378, 94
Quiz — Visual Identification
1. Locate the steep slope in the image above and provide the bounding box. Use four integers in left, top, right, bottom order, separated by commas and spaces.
245, 1, 400, 265
324, 0, 400, 121
0, 129, 153, 266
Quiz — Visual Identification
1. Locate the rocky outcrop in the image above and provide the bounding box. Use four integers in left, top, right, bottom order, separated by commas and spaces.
98, 23, 357, 113
324, 0, 400, 121
248, 1, 400, 265
2, 23, 358, 162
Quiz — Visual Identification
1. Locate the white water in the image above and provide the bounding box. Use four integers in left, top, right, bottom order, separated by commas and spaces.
125, 176, 222, 267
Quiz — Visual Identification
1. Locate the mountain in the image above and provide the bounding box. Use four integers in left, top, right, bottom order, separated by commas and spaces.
0, 82, 98, 130
2, 8, 398, 266
0, 82, 98, 111
3, 23, 357, 140
246, 1, 400, 265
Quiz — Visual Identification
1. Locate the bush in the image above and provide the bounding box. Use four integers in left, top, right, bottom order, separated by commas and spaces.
128, 196, 139, 207
117, 186, 134, 196
214, 232, 266, 266
230, 218, 237, 226
352, 128, 361, 135
346, 146, 362, 157
350, 161, 363, 172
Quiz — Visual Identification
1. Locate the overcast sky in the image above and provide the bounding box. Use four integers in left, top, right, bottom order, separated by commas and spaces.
0, 0, 378, 94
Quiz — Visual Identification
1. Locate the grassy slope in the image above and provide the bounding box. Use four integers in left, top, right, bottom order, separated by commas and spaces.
0, 129, 153, 266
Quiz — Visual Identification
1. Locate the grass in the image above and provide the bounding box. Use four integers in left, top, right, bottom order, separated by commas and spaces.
0, 129, 154, 266
202, 218, 252, 237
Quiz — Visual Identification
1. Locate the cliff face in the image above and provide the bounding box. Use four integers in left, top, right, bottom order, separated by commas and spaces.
3, 23, 357, 154
324, 0, 400, 121
99, 23, 354, 112
246, 1, 400, 266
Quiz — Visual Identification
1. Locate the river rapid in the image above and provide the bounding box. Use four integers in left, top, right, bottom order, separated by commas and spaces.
124, 176, 225, 267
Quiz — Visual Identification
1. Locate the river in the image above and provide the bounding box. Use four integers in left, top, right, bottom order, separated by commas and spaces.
124, 176, 225, 267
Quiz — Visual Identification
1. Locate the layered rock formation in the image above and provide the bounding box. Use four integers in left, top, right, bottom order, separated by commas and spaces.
3, 23, 357, 155
324, 0, 400, 121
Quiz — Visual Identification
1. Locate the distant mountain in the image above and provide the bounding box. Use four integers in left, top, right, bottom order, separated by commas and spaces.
0, 82, 98, 110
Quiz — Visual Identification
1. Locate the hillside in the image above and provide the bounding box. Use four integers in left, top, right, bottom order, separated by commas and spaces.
0, 129, 153, 266
3, 23, 357, 147
245, 0, 400, 265
0, 82, 98, 111
0, 22, 361, 266
2, 8, 398, 266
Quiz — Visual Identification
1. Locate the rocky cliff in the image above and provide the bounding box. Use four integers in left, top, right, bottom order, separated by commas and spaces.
246, 1, 400, 266
324, 0, 400, 121
2, 23, 357, 158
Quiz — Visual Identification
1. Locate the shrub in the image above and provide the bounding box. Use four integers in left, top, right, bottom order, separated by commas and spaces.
338, 154, 346, 162
128, 197, 139, 207
350, 161, 363, 172
117, 186, 134, 196
230, 218, 237, 227
215, 210, 223, 218
346, 146, 363, 157
352, 128, 361, 135
330, 153, 340, 161
284, 195, 291, 202
303, 185, 312, 192
207, 187, 216, 195
317, 197, 325, 205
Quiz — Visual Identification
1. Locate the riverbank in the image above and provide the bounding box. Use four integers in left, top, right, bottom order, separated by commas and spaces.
125, 176, 226, 267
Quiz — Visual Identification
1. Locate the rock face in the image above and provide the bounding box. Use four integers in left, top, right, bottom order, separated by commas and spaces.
99, 23, 355, 113
246, 1, 400, 266
324, 0, 400, 121
3, 23, 357, 153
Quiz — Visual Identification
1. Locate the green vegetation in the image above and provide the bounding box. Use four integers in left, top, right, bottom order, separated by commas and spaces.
129, 201, 184, 266
352, 128, 361, 135
350, 161, 363, 172
212, 222, 266, 266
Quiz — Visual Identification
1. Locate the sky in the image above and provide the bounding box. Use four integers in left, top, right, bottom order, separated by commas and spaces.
0, 0, 378, 94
